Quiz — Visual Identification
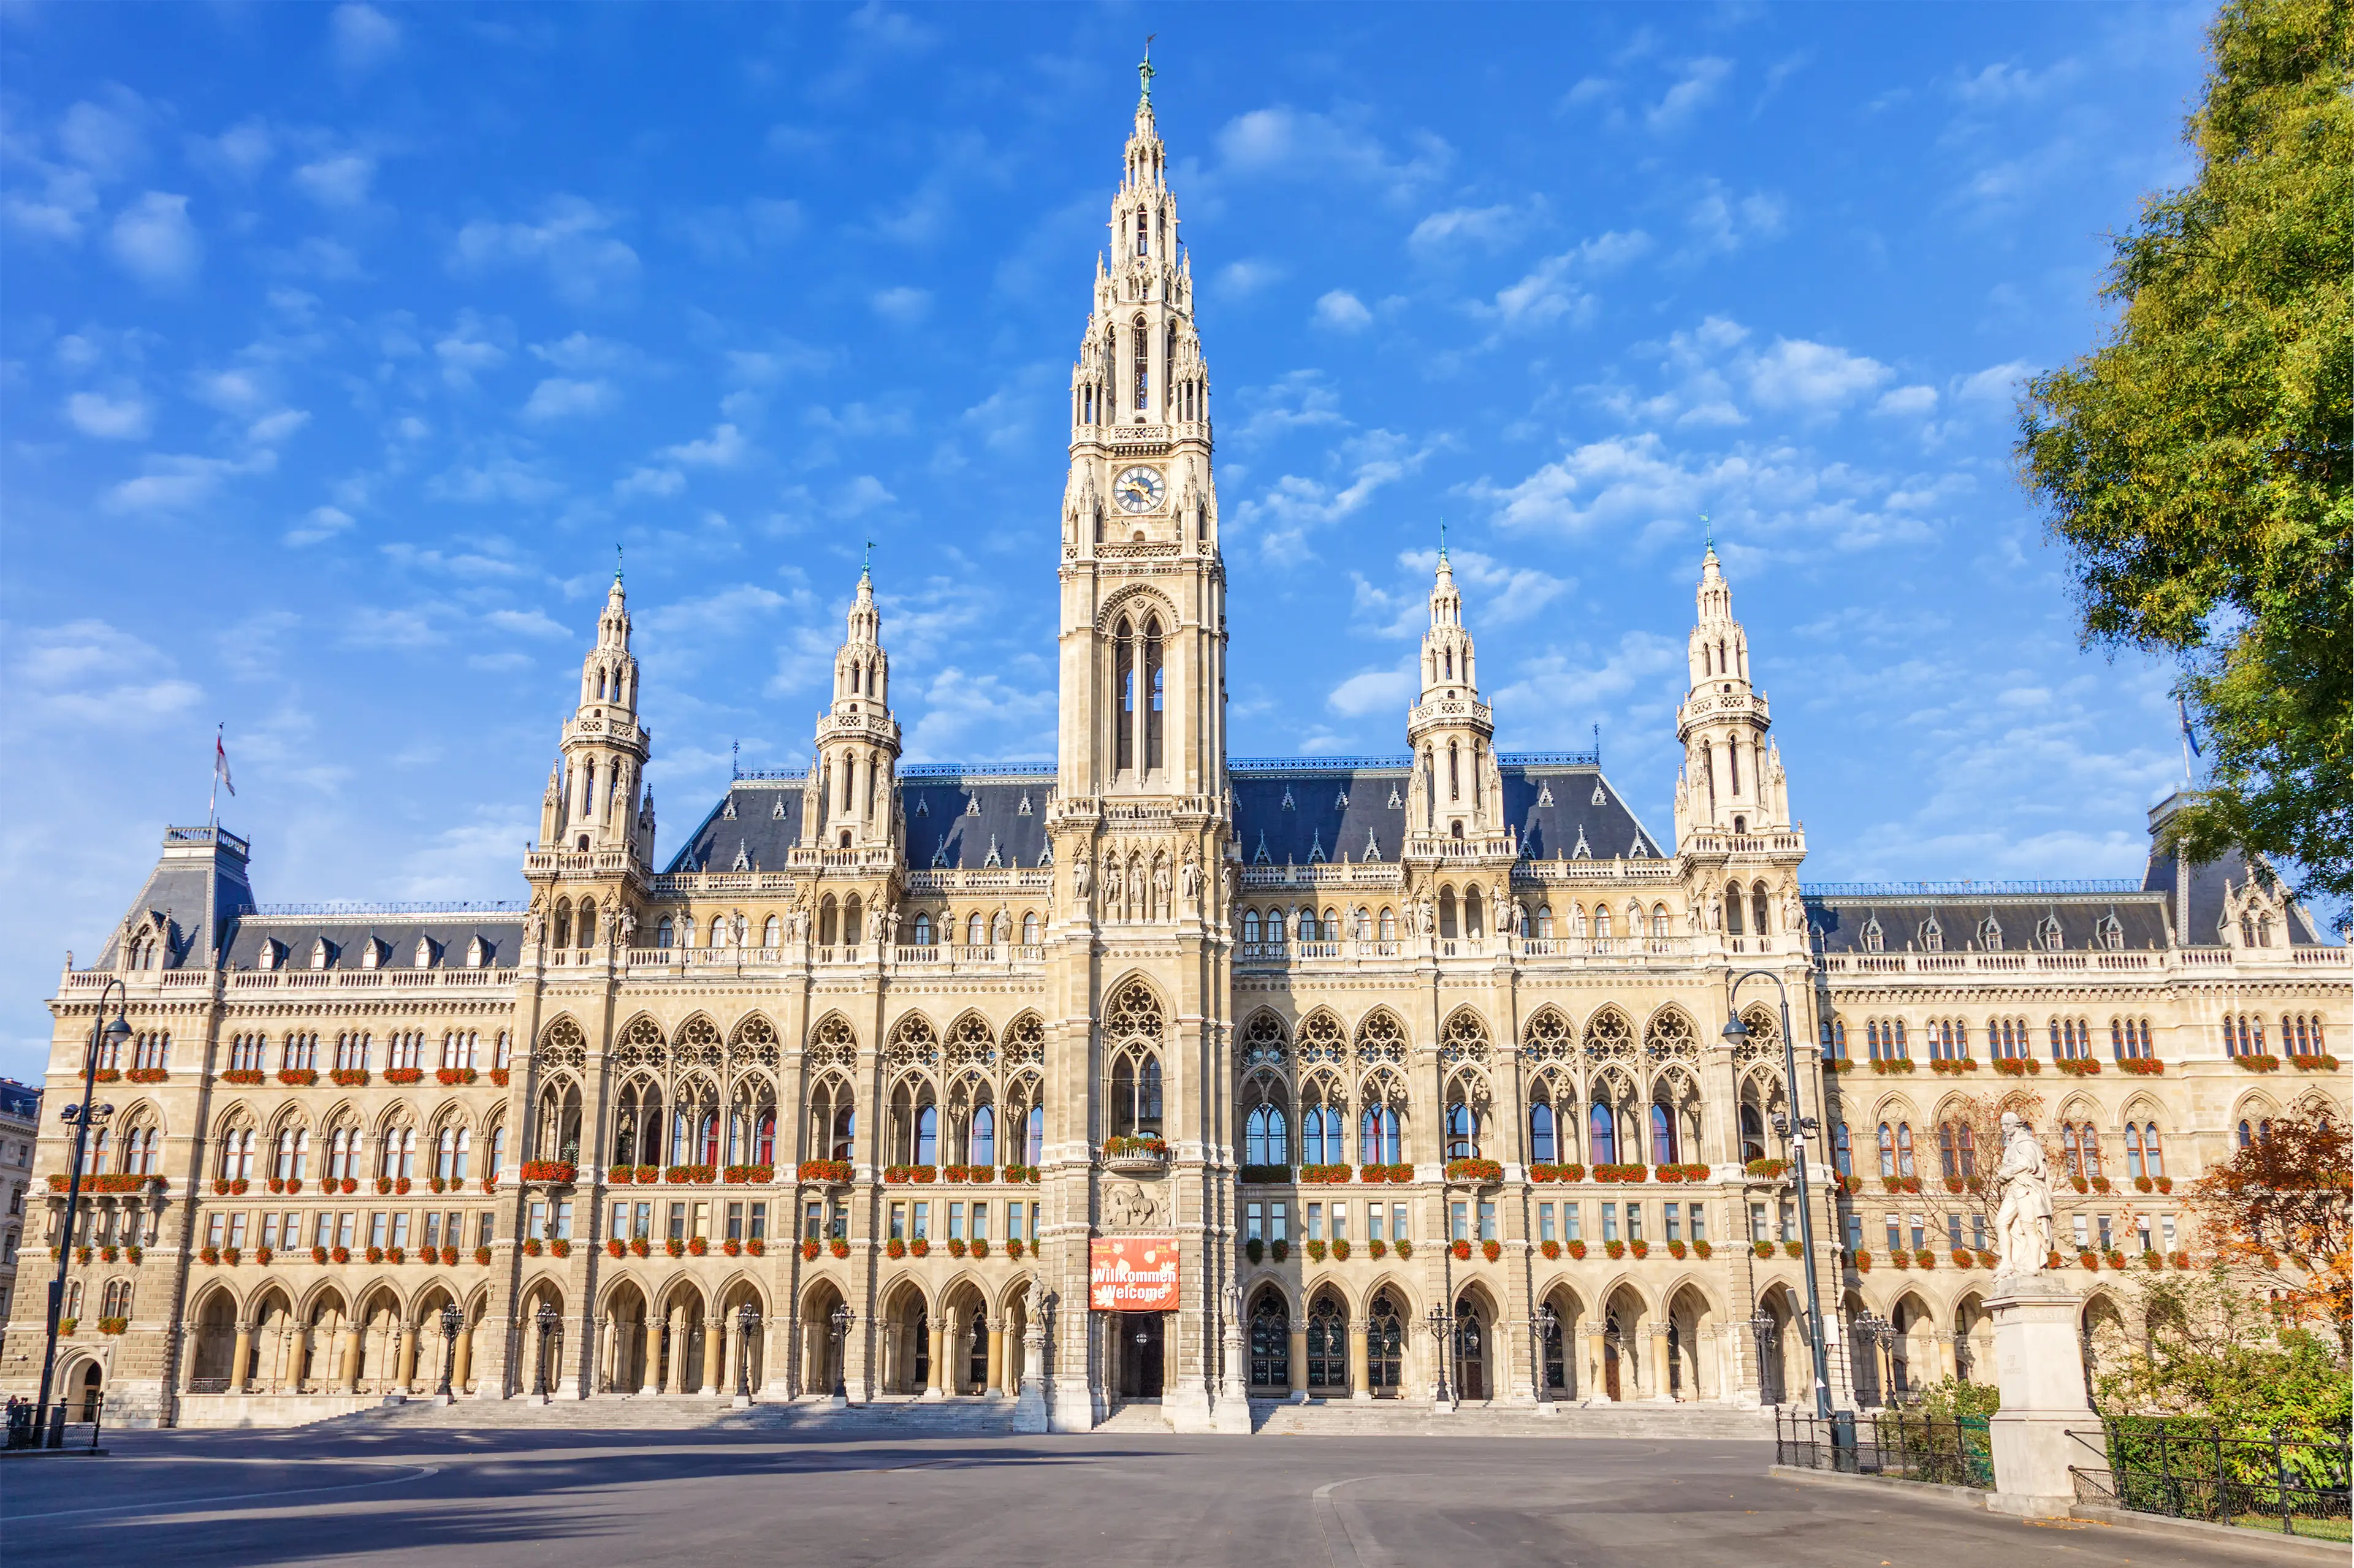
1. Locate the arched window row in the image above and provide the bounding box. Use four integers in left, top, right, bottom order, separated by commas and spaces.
2059, 1121, 2102, 1179
2048, 1016, 2093, 1062
1525, 902, 1674, 945
1721, 879, 1774, 938
2280, 1014, 2327, 1058
2109, 1017, 2155, 1061
2221, 1014, 2266, 1058
1865, 1019, 1908, 1063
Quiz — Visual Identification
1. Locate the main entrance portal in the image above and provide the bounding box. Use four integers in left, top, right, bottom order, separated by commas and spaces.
1116, 1312, 1165, 1399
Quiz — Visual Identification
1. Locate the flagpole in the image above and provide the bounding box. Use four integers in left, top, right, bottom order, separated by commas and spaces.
210, 724, 220, 831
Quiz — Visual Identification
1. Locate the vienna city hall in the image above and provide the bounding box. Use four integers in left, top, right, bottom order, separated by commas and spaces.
8, 78, 2345, 1436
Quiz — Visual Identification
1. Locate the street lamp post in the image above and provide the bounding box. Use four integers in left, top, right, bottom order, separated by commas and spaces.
1723, 973, 1835, 1421
533, 1302, 560, 1400
436, 1302, 463, 1402
1425, 1304, 1453, 1406
1748, 1308, 1780, 1406
829, 1304, 853, 1402
736, 1301, 761, 1405
1532, 1304, 1558, 1406
1850, 1311, 1890, 1408
35, 980, 129, 1448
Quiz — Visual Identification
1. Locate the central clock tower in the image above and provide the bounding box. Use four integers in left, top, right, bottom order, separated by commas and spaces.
1042, 53, 1236, 1433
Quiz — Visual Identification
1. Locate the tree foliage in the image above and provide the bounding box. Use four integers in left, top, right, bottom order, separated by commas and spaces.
2016, 0, 2353, 902
2090, 1268, 2350, 1442
2189, 1110, 2352, 1351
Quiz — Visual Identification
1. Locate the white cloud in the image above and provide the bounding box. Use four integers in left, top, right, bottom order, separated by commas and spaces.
1403, 547, 1571, 624
1477, 230, 1650, 335
63, 390, 151, 440
191, 118, 273, 180
107, 192, 202, 288
1232, 429, 1430, 564
1214, 106, 1450, 200
284, 504, 355, 546
1408, 202, 1520, 254
486, 608, 571, 639
529, 332, 630, 373
433, 315, 510, 388
59, 97, 147, 181
1745, 338, 1890, 410
194, 368, 267, 413
664, 423, 747, 467
1686, 181, 1786, 255
103, 452, 266, 515
247, 408, 311, 445
12, 620, 203, 726
869, 285, 931, 324
1215, 259, 1285, 299
1647, 57, 1731, 134
1313, 290, 1371, 331
452, 197, 639, 306
1957, 359, 2035, 404
614, 466, 685, 500
1874, 385, 1939, 417
521, 376, 616, 421
1328, 667, 1414, 718
330, 3, 402, 73
292, 153, 374, 208
901, 667, 1056, 764
1229, 371, 1347, 446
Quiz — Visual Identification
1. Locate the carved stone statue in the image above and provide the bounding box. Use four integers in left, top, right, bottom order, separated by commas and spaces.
1993, 1111, 2054, 1279
619, 906, 638, 945
1103, 856, 1124, 910
1073, 855, 1092, 900
886, 907, 902, 943
1707, 894, 1724, 932
1784, 888, 1805, 932
1152, 859, 1172, 917
1223, 1278, 1244, 1331
1103, 1181, 1160, 1230
730, 910, 748, 947
1181, 850, 1202, 905
1509, 897, 1527, 938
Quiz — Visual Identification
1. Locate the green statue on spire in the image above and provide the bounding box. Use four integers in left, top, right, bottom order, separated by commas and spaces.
615, 541, 624, 584
1138, 34, 1156, 101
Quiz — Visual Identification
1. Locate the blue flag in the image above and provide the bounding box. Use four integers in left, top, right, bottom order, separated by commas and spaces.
2177, 696, 2201, 758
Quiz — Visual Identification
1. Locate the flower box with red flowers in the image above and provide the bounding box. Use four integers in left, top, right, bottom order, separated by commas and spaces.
1694, 1239, 1713, 1259
886, 1238, 907, 1259
1300, 1163, 1353, 1184
2168, 1249, 2190, 1268
1539, 1238, 1563, 1260
222, 1069, 264, 1086
606, 1239, 626, 1259
798, 1160, 855, 1185
476, 1178, 495, 1193
628, 1238, 649, 1258
1667, 1239, 1689, 1260
1745, 1158, 1791, 1179
957, 1165, 999, 1184
1869, 1057, 1917, 1075
687, 1236, 707, 1257
1930, 1058, 1981, 1076
383, 1067, 423, 1086
745, 1237, 764, 1257
1244, 1238, 1264, 1263
92, 1067, 120, 1083
1239, 1164, 1290, 1184
489, 1067, 511, 1087
970, 1238, 990, 1258
1606, 1239, 1628, 1260
910, 1237, 929, 1257
255, 1246, 274, 1265
1392, 1238, 1413, 1260
1838, 1174, 1864, 1194
521, 1238, 543, 1257
828, 1238, 850, 1259
1628, 1238, 1650, 1260
277, 1067, 319, 1087
520, 1161, 576, 1184
945, 1238, 968, 1258
2055, 1059, 2101, 1078
1444, 1158, 1503, 1184
1854, 1250, 1873, 1271
662, 1238, 683, 1258
1949, 1247, 1973, 1268
1003, 1164, 1042, 1183
2233, 1054, 2281, 1072
436, 1067, 478, 1086
1265, 1238, 1289, 1262
1992, 1058, 2041, 1077
610, 1166, 635, 1184
98, 1315, 129, 1335
2118, 1057, 2165, 1075
1590, 1162, 1648, 1183
2289, 1053, 2340, 1071
665, 1164, 717, 1184
1450, 1239, 1473, 1261
74, 1245, 93, 1265
723, 1163, 775, 1184
885, 1165, 935, 1184
802, 1239, 823, 1260
1888, 1249, 1910, 1269
1360, 1163, 1416, 1183
1305, 1239, 1327, 1263
2078, 1249, 2101, 1270
1880, 1174, 1922, 1194
1482, 1239, 1503, 1262
1562, 1239, 1584, 1260
308, 1244, 328, 1264
331, 1068, 370, 1087
1005, 1238, 1026, 1259
1104, 1135, 1169, 1164
200, 1246, 221, 1266
329, 1246, 350, 1263
1653, 1163, 1710, 1182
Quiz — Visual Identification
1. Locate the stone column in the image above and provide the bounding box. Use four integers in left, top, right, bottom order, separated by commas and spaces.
985, 1320, 1005, 1395
1986, 1276, 2098, 1518
665, 1307, 688, 1393
397, 1323, 419, 1393
703, 1319, 724, 1396
926, 1315, 948, 1398
230, 1320, 256, 1395
1349, 1320, 1371, 1400
454, 1325, 475, 1394
1586, 1328, 1612, 1401
1287, 1323, 1309, 1400
1648, 1323, 1672, 1403
1936, 1329, 1958, 1382
598, 1315, 617, 1393
338, 1325, 362, 1393
1013, 1319, 1048, 1433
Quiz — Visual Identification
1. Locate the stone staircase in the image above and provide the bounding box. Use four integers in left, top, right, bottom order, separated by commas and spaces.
1091, 1400, 1176, 1434
318, 1393, 1024, 1436
1252, 1399, 1773, 1441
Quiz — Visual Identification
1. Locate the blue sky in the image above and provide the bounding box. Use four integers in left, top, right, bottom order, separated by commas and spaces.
1, 2, 2215, 1080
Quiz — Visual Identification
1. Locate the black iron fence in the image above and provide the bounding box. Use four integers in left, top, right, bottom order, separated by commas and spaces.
1776, 1408, 1993, 1489
2072, 1418, 2351, 1542
4, 1399, 104, 1453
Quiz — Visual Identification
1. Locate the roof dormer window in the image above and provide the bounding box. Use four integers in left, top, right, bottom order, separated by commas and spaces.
467, 935, 487, 969
310, 938, 332, 971
414, 935, 436, 969
1860, 918, 1884, 954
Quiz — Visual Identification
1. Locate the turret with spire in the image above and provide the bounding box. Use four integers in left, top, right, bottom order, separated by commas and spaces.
538, 563, 653, 866
1404, 531, 1507, 856
1674, 536, 1797, 853
799, 558, 902, 859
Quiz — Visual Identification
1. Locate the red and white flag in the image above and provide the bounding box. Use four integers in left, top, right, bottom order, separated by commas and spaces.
210, 725, 235, 826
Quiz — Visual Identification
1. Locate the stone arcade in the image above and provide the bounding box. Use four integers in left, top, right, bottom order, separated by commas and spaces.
6, 66, 2346, 1433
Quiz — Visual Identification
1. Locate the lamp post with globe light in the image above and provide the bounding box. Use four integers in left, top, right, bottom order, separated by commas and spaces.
34, 980, 130, 1446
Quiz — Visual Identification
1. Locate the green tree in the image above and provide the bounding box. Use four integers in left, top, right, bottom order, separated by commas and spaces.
2017, 0, 2352, 902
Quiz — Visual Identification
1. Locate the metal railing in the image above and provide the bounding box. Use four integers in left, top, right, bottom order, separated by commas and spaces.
1776, 1409, 1993, 1489
2072, 1419, 2352, 1540
4, 1399, 104, 1452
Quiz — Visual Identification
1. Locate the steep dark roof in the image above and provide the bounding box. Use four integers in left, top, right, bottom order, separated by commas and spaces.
219, 911, 525, 972
1802, 893, 2172, 954
0, 1078, 39, 1122
1228, 759, 1663, 867
96, 826, 256, 969
666, 769, 1059, 875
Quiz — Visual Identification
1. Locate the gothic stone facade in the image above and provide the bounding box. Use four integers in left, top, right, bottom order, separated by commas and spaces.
7, 83, 2347, 1431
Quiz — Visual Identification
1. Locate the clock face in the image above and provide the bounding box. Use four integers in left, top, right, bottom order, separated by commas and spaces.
1113, 465, 1165, 513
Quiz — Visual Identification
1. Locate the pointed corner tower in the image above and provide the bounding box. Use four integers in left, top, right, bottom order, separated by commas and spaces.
1673, 543, 1804, 946
537, 567, 653, 864
1403, 542, 1508, 857
797, 561, 902, 863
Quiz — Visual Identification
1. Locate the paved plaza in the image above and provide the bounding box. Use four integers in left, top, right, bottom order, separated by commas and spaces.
3, 1423, 2294, 1568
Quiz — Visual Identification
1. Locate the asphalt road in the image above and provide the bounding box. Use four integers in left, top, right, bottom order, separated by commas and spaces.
1, 1426, 2281, 1567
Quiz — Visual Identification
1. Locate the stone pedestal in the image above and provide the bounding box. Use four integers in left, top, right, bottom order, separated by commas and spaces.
1986, 1276, 2096, 1518
1013, 1327, 1049, 1433
1211, 1322, 1253, 1433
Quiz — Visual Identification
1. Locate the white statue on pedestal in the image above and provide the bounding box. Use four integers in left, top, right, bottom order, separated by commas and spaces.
1992, 1110, 2054, 1278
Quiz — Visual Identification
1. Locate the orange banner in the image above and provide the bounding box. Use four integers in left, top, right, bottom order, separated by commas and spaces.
1089, 1236, 1179, 1312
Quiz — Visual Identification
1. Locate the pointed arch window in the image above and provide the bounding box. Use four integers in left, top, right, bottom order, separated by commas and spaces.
1143, 618, 1164, 772
1529, 1098, 1558, 1163
1587, 1103, 1616, 1165
1114, 617, 1135, 772
1360, 1103, 1401, 1165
